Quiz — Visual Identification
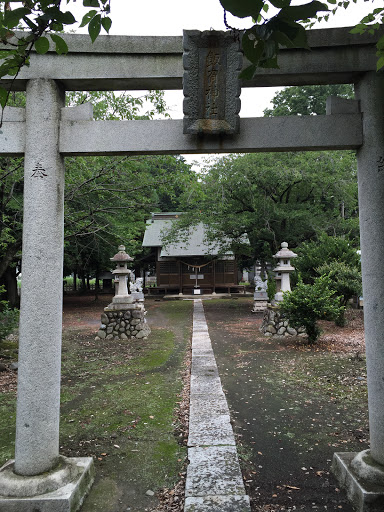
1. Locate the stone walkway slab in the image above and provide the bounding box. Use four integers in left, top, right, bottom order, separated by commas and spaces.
185, 495, 251, 512
184, 300, 251, 511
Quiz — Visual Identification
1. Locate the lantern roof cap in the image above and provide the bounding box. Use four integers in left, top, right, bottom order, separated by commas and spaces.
273, 241, 297, 259
110, 245, 134, 262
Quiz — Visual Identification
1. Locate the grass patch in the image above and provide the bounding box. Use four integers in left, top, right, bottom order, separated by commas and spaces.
0, 299, 193, 511
0, 397, 16, 465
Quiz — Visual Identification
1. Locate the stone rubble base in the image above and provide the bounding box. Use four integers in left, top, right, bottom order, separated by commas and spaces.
260, 305, 306, 338
95, 302, 151, 341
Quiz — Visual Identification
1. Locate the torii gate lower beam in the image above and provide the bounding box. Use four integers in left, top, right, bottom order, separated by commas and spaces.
0, 111, 363, 156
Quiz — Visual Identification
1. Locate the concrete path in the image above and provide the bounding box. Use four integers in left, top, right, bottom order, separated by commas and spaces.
184, 300, 251, 512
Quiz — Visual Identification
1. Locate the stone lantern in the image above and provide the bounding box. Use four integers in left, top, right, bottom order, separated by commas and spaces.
95, 245, 151, 341
110, 244, 134, 303
273, 242, 297, 302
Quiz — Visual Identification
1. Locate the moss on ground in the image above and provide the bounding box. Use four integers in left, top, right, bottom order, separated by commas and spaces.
0, 396, 16, 464
0, 339, 18, 359
0, 299, 193, 512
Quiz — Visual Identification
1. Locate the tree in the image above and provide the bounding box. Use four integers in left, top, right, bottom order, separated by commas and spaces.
294, 233, 362, 326
281, 274, 343, 343
165, 82, 359, 269
63, 152, 194, 287
0, 88, 197, 299
0, 1, 112, 108
263, 84, 354, 117
316, 260, 362, 325
295, 233, 360, 283
0, 91, 25, 305
62, 90, 195, 286
176, 149, 358, 266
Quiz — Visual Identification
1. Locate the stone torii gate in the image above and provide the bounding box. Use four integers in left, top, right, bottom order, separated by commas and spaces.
0, 26, 383, 511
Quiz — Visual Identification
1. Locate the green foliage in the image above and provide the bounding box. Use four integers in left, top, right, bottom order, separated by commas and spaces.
317, 260, 361, 306
348, 6, 384, 70
0, 0, 112, 107
0, 91, 24, 303
0, 89, 196, 297
295, 234, 361, 327
223, 0, 384, 75
221, 0, 328, 76
295, 233, 360, 284
172, 84, 358, 267
267, 272, 277, 302
0, 286, 18, 342
180, 150, 358, 265
281, 274, 343, 343
316, 260, 362, 326
263, 84, 354, 117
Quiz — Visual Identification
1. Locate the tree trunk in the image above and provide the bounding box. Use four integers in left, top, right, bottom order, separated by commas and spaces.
94, 268, 99, 301
2, 266, 19, 307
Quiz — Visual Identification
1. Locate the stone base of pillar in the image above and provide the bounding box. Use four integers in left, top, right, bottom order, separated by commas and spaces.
332, 451, 384, 511
0, 456, 94, 512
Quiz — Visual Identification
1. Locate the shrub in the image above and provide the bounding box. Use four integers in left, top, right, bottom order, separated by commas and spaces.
267, 273, 276, 303
295, 233, 360, 284
316, 261, 362, 326
0, 286, 19, 342
281, 274, 344, 344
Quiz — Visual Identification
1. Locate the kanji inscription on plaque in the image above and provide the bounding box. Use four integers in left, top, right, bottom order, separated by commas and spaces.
183, 30, 242, 136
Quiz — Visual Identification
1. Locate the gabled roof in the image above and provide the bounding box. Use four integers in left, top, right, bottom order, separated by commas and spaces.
142, 213, 232, 257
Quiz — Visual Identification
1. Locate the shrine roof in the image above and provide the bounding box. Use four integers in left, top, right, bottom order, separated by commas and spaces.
142, 213, 237, 257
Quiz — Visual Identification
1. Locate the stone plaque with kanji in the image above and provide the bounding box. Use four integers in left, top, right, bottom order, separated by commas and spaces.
183, 30, 242, 135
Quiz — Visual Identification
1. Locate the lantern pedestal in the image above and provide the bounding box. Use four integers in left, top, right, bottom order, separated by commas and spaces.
96, 302, 151, 341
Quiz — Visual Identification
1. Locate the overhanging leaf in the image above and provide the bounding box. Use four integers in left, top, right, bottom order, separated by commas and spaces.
50, 33, 68, 55
220, 0, 264, 19
376, 54, 384, 71
277, 1, 328, 21
88, 14, 101, 43
0, 86, 8, 108
271, 30, 296, 48
4, 7, 31, 29
55, 10, 76, 25
34, 36, 50, 55
22, 16, 38, 31
83, 0, 100, 7
101, 16, 112, 33
269, 0, 291, 8
79, 10, 97, 28
239, 64, 257, 80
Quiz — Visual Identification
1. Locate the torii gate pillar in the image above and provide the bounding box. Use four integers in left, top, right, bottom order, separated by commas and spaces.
0, 79, 94, 511
332, 71, 384, 511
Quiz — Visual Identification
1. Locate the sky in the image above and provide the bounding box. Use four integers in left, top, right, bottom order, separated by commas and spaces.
69, 0, 372, 166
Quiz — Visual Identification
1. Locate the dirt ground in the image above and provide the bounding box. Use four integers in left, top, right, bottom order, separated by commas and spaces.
0, 295, 368, 512
203, 298, 368, 512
